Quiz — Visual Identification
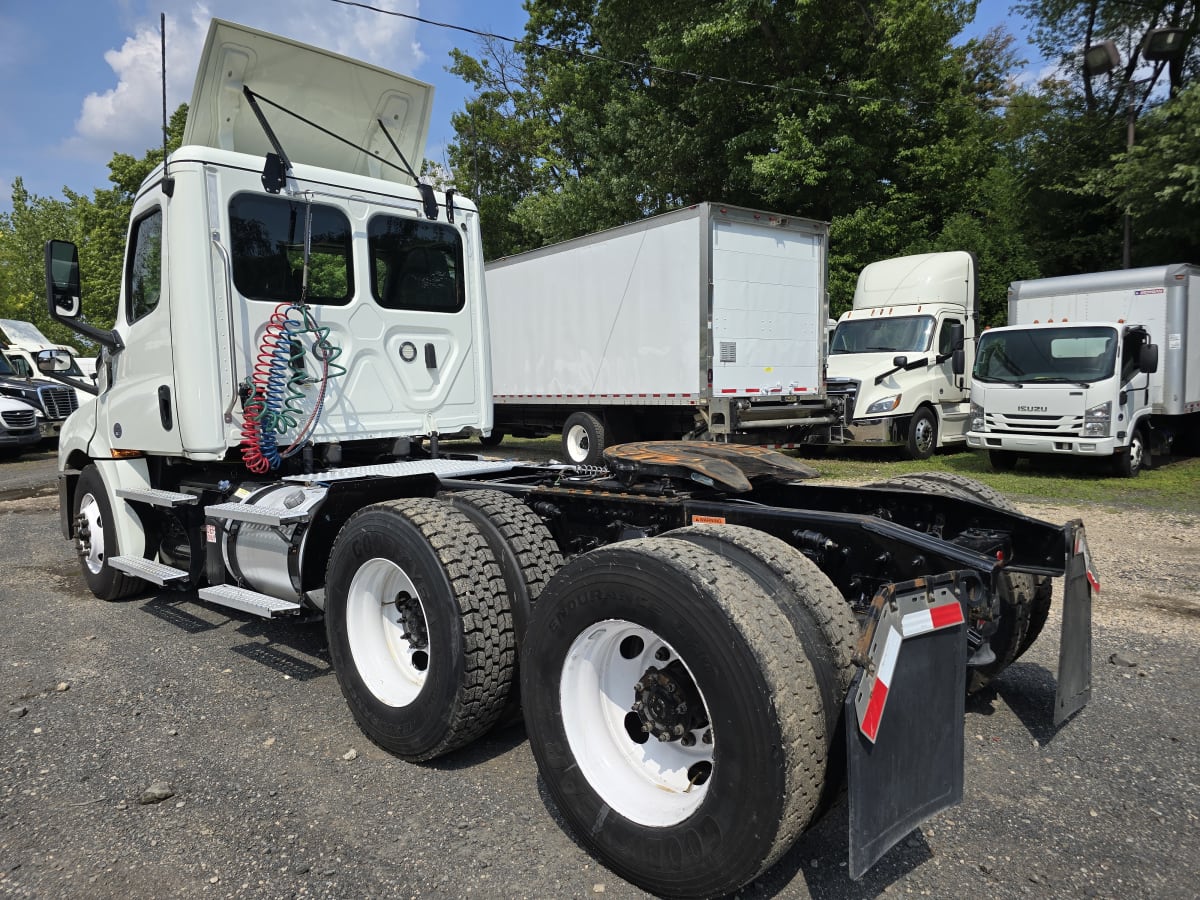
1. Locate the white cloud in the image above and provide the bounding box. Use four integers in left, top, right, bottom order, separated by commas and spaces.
64, 0, 424, 160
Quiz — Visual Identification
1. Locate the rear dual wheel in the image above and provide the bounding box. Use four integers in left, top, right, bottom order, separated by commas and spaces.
866, 472, 1052, 691
522, 535, 853, 898
324, 498, 516, 761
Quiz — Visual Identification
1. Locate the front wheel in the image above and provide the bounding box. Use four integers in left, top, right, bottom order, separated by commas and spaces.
73, 464, 145, 601
905, 406, 938, 460
522, 538, 826, 898
1112, 427, 1147, 477
324, 498, 515, 761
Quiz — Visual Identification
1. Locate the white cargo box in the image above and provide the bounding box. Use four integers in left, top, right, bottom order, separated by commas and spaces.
486, 203, 829, 405
1008, 264, 1200, 415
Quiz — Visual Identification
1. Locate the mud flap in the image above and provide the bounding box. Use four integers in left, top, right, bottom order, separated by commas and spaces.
1055, 521, 1095, 726
846, 574, 970, 879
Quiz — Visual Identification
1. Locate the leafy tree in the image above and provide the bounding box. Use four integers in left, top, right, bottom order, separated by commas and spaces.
1100, 82, 1200, 262
448, 1, 1041, 312
0, 104, 187, 347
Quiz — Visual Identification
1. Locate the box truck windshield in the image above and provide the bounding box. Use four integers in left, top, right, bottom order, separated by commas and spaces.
974, 326, 1118, 384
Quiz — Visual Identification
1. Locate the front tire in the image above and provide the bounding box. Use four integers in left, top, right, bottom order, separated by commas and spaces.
324, 498, 515, 761
73, 464, 145, 601
905, 406, 938, 460
522, 538, 826, 898
1112, 427, 1147, 477
562, 411, 606, 465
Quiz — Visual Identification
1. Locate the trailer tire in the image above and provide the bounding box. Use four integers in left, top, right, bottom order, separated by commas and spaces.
905, 406, 938, 460
479, 430, 504, 448
864, 473, 1041, 692
73, 464, 146, 601
562, 411, 606, 465
521, 538, 826, 898
988, 449, 1018, 471
324, 498, 515, 761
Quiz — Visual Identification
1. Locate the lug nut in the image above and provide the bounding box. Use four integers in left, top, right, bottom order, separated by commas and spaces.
672, 724, 685, 736
631, 701, 643, 712
656, 732, 671, 742
676, 702, 688, 715
641, 723, 651, 733
633, 681, 644, 693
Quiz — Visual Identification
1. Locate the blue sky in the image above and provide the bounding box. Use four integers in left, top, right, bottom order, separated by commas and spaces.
0, 1, 1039, 214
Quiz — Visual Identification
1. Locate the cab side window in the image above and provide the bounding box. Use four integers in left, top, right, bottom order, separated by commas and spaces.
127, 209, 164, 324
939, 318, 962, 356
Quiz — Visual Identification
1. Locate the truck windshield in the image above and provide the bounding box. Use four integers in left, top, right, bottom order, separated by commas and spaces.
830, 315, 934, 354
973, 326, 1118, 384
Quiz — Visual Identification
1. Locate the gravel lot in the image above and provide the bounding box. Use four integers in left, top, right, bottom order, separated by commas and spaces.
1, 452, 1197, 899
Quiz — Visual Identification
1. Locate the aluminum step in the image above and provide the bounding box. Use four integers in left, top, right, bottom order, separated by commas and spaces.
197, 584, 301, 618
108, 556, 190, 585
204, 502, 310, 527
116, 487, 198, 507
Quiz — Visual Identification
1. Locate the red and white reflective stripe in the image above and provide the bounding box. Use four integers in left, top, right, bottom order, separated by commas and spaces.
901, 601, 965, 638
861, 626, 902, 743
1075, 529, 1100, 593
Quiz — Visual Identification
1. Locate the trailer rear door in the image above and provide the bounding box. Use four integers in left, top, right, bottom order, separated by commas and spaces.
709, 211, 825, 399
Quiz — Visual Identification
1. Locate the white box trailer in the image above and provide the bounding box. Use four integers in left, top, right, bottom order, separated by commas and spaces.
967, 263, 1200, 475
485, 203, 836, 463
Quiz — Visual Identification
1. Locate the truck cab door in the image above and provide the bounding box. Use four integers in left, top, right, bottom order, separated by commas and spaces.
1116, 330, 1152, 435
97, 201, 183, 455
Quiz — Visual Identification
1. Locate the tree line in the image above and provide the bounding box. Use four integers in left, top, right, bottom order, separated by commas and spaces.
1, 0, 1195, 351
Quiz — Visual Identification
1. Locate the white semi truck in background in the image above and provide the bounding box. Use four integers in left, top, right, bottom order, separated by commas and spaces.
36, 18, 1097, 899
967, 264, 1199, 477
485, 204, 836, 464
824, 251, 976, 459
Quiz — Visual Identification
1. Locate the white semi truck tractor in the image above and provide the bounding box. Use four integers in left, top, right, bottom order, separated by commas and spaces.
825, 251, 977, 459
38, 19, 1098, 898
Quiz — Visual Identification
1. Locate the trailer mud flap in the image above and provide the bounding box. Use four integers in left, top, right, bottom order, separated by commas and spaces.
846, 574, 971, 879
1055, 521, 1095, 726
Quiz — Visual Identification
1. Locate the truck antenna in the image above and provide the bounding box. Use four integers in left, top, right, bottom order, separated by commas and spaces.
160, 12, 175, 197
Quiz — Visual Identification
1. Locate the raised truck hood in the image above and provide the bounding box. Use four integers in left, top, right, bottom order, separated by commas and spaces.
183, 18, 433, 184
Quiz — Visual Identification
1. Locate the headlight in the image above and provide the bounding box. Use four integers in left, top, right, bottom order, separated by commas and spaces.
1084, 401, 1111, 437
969, 402, 984, 432
864, 394, 902, 416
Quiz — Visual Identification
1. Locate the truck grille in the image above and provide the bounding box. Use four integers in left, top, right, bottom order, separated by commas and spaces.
826, 378, 859, 421
1, 408, 36, 430
983, 412, 1083, 437
38, 385, 78, 420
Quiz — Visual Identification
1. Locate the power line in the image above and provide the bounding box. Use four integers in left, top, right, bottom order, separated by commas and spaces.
328, 0, 953, 108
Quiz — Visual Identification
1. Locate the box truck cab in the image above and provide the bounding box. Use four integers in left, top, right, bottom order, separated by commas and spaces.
826, 251, 974, 459
967, 264, 1198, 476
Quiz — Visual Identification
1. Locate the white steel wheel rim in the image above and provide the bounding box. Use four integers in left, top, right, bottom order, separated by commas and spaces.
560, 619, 715, 827
566, 424, 591, 463
1129, 435, 1143, 470
345, 558, 430, 707
77, 492, 106, 575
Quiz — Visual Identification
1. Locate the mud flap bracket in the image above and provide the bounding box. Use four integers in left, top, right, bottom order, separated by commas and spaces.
846, 572, 973, 879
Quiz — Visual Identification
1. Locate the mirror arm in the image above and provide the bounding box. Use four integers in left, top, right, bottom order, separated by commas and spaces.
38, 370, 99, 397
63, 319, 124, 352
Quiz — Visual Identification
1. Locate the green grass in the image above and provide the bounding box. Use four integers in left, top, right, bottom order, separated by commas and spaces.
797, 446, 1200, 514
450, 435, 1200, 515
